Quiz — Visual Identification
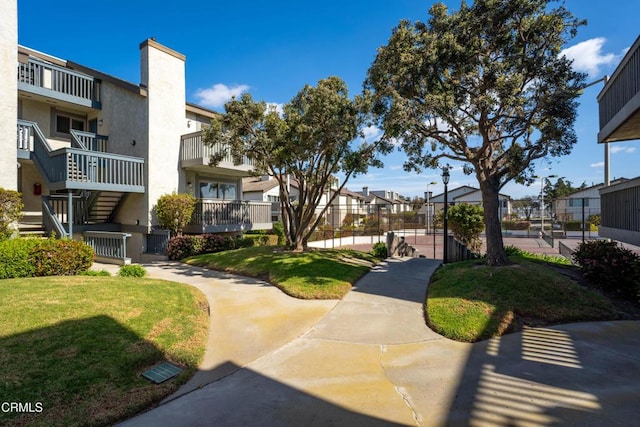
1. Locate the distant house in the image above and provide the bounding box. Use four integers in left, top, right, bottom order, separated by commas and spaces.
553, 179, 627, 223
242, 175, 299, 222
430, 186, 512, 219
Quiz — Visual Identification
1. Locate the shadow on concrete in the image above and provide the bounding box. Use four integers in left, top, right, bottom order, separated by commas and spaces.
351, 257, 441, 304
444, 322, 640, 426
120, 361, 406, 427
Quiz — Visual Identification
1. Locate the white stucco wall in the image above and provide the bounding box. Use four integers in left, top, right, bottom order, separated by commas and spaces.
140, 39, 186, 227
0, 0, 18, 190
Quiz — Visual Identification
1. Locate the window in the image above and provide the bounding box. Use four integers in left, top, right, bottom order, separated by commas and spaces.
569, 198, 589, 207
53, 110, 85, 137
199, 180, 237, 200
267, 195, 280, 202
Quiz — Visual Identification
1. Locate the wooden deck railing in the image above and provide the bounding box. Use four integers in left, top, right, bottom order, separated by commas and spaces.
18, 120, 144, 192
83, 231, 132, 265
17, 57, 101, 106
190, 199, 271, 228
180, 131, 254, 169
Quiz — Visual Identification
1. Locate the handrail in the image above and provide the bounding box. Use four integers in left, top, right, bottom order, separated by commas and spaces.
71, 129, 108, 152
17, 56, 101, 104
17, 120, 144, 191
180, 131, 254, 167
191, 199, 271, 226
41, 196, 69, 238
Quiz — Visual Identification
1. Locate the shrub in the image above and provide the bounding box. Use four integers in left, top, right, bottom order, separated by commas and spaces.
0, 188, 24, 241
573, 240, 640, 299
504, 245, 524, 257
154, 193, 196, 236
371, 242, 387, 258
501, 220, 531, 230
0, 238, 39, 279
236, 237, 256, 248
118, 264, 147, 277
167, 235, 203, 260
30, 238, 94, 276
272, 222, 286, 245
243, 234, 278, 246
564, 220, 596, 231
447, 203, 484, 252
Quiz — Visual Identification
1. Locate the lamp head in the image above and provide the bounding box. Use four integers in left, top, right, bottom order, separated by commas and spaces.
441, 165, 450, 185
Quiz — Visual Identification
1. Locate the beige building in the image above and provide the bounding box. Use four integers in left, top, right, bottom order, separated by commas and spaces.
2, 5, 271, 263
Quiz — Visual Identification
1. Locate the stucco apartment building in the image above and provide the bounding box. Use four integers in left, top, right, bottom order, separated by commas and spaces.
1, 1, 271, 263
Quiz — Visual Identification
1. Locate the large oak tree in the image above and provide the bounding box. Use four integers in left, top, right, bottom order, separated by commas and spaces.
203, 77, 383, 251
365, 0, 586, 265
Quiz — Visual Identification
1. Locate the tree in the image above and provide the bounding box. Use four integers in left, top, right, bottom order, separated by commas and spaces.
447, 203, 485, 252
512, 196, 540, 220
365, 0, 586, 265
543, 176, 586, 209
154, 192, 196, 236
0, 188, 23, 240
204, 77, 384, 251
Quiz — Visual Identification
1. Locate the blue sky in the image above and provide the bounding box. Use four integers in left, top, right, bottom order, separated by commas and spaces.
17, 0, 640, 199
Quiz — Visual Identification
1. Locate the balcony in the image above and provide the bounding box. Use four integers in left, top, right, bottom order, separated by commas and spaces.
598, 35, 640, 143
18, 120, 144, 193
17, 57, 101, 109
180, 131, 254, 176
184, 199, 272, 233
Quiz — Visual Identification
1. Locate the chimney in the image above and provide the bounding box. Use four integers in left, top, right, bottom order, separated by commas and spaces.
362, 186, 369, 196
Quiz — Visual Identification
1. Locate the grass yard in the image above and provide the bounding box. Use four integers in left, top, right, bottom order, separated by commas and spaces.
0, 276, 209, 427
185, 246, 378, 299
426, 256, 622, 342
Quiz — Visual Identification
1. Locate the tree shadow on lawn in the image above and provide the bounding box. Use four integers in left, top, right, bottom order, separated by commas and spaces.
0, 315, 188, 427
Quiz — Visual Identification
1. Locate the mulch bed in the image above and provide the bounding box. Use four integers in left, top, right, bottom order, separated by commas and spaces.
544, 263, 640, 320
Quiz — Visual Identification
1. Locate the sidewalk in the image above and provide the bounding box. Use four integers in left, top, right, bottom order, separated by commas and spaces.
118, 258, 640, 426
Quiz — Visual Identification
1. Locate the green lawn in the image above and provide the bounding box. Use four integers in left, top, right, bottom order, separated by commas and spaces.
0, 276, 209, 427
426, 256, 621, 342
185, 246, 378, 299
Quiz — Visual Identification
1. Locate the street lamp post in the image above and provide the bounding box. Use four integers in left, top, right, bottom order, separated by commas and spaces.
533, 174, 558, 237
426, 181, 437, 234
441, 166, 450, 263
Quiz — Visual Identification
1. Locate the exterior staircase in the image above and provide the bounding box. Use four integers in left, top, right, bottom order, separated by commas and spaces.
18, 211, 46, 238
88, 191, 124, 223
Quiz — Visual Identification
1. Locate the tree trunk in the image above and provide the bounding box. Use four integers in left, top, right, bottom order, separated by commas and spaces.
479, 179, 510, 266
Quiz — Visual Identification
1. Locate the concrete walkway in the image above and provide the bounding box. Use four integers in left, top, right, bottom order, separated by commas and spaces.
118, 258, 640, 426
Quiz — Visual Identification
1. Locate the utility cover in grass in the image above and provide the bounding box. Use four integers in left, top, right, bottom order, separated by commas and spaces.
142, 362, 182, 384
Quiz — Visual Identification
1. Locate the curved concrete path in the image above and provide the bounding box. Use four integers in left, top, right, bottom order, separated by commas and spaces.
119, 258, 640, 426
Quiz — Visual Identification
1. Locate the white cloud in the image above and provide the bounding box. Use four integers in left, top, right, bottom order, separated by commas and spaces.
362, 125, 383, 141
194, 83, 250, 108
611, 145, 636, 154
561, 38, 619, 77
590, 161, 605, 168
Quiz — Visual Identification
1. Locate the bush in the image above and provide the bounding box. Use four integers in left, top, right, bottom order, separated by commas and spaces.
573, 240, 640, 299
447, 204, 484, 252
371, 242, 387, 258
564, 220, 596, 231
118, 264, 147, 277
30, 239, 94, 276
0, 238, 40, 279
154, 193, 196, 236
501, 220, 531, 230
0, 188, 24, 241
504, 245, 524, 257
167, 235, 203, 260
167, 234, 256, 260
272, 222, 286, 246
243, 234, 278, 246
